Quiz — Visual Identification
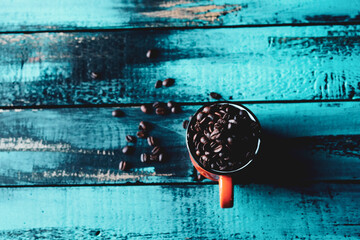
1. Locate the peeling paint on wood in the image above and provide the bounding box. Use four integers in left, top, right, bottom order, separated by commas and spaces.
0, 25, 359, 106
0, 184, 359, 239
0, 102, 359, 185
1, 0, 360, 31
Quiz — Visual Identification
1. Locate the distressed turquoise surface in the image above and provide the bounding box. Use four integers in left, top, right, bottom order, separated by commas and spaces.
1, 0, 360, 31
0, 184, 359, 239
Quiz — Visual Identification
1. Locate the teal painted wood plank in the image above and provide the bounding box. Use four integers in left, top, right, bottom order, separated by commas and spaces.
1, 0, 360, 32
0, 25, 359, 107
0, 102, 359, 185
0, 184, 359, 239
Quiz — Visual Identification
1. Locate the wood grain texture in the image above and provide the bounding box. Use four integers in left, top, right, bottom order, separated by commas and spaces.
0, 25, 360, 107
0, 183, 359, 239
0, 102, 359, 185
1, 0, 360, 32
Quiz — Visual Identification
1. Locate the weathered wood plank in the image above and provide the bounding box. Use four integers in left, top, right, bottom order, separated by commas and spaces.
1, 0, 360, 32
0, 25, 359, 106
0, 102, 359, 185
0, 183, 359, 239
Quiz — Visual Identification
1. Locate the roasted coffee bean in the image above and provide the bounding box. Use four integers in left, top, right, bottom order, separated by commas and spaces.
217, 119, 227, 125
204, 151, 211, 156
193, 133, 199, 143
171, 106, 181, 113
155, 107, 167, 115
119, 161, 127, 171
139, 121, 151, 131
112, 109, 124, 117
227, 137, 234, 145
147, 136, 158, 147
228, 119, 238, 124
137, 130, 147, 138
141, 153, 150, 163
228, 123, 235, 130
200, 155, 209, 163
202, 106, 211, 114
163, 78, 175, 87
155, 80, 162, 88
122, 146, 135, 155
152, 146, 162, 155
126, 135, 137, 143
146, 49, 158, 58
141, 104, 152, 114
213, 144, 223, 153
196, 150, 201, 156
200, 136, 208, 144
196, 112, 205, 121
152, 101, 165, 108
182, 120, 189, 129
150, 154, 158, 161
210, 129, 221, 140
167, 101, 176, 108
158, 153, 165, 162
91, 72, 101, 79
210, 92, 222, 100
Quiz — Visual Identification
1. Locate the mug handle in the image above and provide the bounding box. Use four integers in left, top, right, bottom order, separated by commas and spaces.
219, 175, 233, 208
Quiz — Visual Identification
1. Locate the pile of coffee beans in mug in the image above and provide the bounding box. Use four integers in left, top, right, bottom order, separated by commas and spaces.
187, 103, 260, 171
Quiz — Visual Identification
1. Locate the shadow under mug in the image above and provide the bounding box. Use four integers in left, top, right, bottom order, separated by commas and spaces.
186, 103, 261, 208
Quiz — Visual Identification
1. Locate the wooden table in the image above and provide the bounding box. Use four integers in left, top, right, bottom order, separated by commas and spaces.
1, 0, 360, 239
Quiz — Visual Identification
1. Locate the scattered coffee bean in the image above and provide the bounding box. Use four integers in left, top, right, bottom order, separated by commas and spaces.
146, 49, 158, 58
156, 107, 167, 115
141, 104, 152, 114
155, 80, 162, 88
91, 72, 100, 79
152, 102, 165, 108
141, 153, 150, 163
137, 130, 147, 138
139, 121, 151, 131
122, 146, 135, 155
182, 120, 189, 129
126, 135, 137, 143
152, 146, 162, 155
171, 106, 181, 113
163, 78, 175, 87
119, 161, 127, 171
150, 154, 158, 161
167, 101, 176, 108
210, 92, 222, 100
158, 153, 165, 162
147, 136, 158, 147
196, 112, 205, 121
112, 109, 124, 117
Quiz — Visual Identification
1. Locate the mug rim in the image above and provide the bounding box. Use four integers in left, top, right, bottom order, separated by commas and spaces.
186, 102, 261, 176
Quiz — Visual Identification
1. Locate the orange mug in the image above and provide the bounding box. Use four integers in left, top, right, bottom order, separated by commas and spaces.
186, 103, 261, 208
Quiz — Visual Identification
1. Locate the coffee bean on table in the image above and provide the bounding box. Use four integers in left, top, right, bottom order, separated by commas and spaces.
210, 92, 222, 100
171, 106, 181, 113
139, 121, 151, 131
152, 146, 162, 155
126, 135, 137, 143
137, 130, 147, 138
147, 136, 158, 147
156, 107, 167, 115
167, 101, 176, 108
150, 154, 158, 161
155, 80, 162, 88
162, 78, 175, 87
152, 102, 165, 108
119, 161, 127, 171
141, 104, 152, 114
122, 146, 135, 155
158, 153, 165, 162
182, 120, 189, 129
141, 153, 150, 163
112, 109, 124, 117
146, 49, 158, 59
